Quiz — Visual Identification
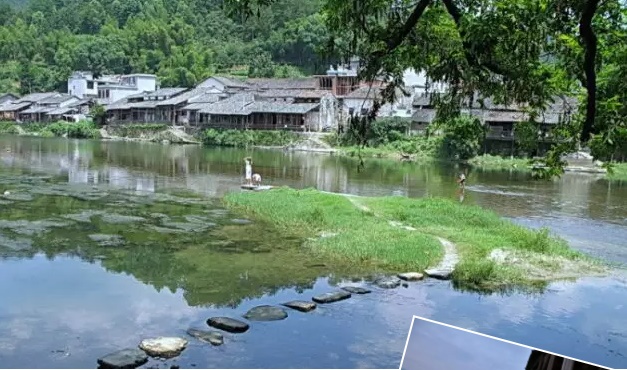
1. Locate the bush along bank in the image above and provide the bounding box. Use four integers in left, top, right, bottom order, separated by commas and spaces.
0, 120, 100, 139
202, 128, 301, 147
224, 187, 607, 292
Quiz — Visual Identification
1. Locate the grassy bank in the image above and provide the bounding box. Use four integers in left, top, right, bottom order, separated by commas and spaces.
108, 123, 168, 138
224, 187, 605, 292
607, 163, 627, 181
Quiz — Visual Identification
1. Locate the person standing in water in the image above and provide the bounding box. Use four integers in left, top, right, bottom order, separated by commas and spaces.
244, 157, 253, 185
458, 171, 466, 190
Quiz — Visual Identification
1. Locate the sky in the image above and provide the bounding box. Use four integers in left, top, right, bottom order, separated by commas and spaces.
401, 318, 534, 370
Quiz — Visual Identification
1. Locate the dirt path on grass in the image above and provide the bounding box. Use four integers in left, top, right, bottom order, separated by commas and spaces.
345, 195, 460, 278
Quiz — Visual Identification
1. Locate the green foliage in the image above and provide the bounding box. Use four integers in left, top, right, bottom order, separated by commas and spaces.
0, 121, 19, 134
203, 129, 299, 147
440, 115, 486, 160
225, 187, 598, 291
111, 123, 168, 138
0, 0, 328, 92
42, 121, 100, 139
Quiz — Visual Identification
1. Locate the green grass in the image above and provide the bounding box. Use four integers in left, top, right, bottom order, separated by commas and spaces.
224, 187, 605, 292
468, 154, 532, 171
224, 187, 444, 273
109, 123, 168, 138
607, 162, 627, 181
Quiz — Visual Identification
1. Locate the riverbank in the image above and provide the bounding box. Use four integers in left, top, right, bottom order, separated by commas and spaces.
224, 187, 607, 292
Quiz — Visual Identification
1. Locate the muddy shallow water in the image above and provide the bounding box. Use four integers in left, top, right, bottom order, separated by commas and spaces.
0, 136, 625, 369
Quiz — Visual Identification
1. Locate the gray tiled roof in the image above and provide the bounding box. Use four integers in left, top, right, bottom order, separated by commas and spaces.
198, 93, 256, 115
156, 88, 214, 107
210, 76, 250, 89
345, 86, 382, 99
38, 94, 74, 105
14, 92, 60, 103
246, 78, 317, 90
47, 106, 78, 115
254, 89, 328, 99
181, 102, 217, 111
20, 106, 53, 114
248, 101, 319, 114
0, 101, 32, 112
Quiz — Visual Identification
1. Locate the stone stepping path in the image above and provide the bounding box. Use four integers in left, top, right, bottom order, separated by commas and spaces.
424, 237, 460, 280
186, 329, 223, 346
206, 317, 250, 333
312, 290, 351, 303
243, 305, 288, 321
282, 301, 316, 312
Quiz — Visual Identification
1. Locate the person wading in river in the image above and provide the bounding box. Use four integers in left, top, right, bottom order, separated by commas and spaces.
458, 171, 467, 190
244, 157, 253, 185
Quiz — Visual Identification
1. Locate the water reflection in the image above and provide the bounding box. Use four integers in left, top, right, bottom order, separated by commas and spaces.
0, 136, 626, 368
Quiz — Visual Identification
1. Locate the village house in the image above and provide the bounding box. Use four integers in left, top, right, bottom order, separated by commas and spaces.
195, 92, 330, 132
343, 85, 414, 119
0, 92, 62, 121
68, 71, 158, 105
105, 88, 188, 124
196, 76, 251, 93
410, 92, 578, 143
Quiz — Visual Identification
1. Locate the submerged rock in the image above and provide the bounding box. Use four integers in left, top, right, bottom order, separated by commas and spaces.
186, 329, 224, 346
206, 317, 250, 333
282, 300, 317, 312
243, 305, 288, 321
231, 218, 252, 225
89, 234, 124, 247
341, 286, 372, 294
424, 269, 453, 280
100, 213, 146, 224
397, 272, 424, 281
312, 291, 351, 304
97, 348, 148, 369
374, 277, 401, 289
139, 337, 188, 358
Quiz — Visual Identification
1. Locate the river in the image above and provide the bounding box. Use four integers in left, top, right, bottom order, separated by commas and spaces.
0, 136, 625, 369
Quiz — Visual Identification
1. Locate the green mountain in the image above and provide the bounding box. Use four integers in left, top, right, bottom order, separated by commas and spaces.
0, 0, 331, 94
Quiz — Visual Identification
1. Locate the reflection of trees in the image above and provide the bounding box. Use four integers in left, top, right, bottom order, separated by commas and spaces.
525, 350, 606, 370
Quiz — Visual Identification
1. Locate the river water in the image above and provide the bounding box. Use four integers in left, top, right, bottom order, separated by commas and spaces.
0, 136, 625, 369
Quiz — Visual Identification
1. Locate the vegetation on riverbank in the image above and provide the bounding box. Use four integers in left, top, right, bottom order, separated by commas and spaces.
607, 163, 627, 181
467, 155, 532, 171
0, 120, 100, 139
202, 128, 300, 147
108, 124, 168, 138
224, 187, 605, 292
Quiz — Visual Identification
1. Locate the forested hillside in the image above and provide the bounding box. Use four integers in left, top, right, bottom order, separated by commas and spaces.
0, 0, 330, 94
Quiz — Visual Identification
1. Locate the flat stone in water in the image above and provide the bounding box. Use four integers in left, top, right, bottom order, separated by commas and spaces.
206, 317, 250, 333
374, 277, 401, 289
186, 329, 224, 346
282, 300, 317, 312
89, 234, 124, 247
312, 291, 352, 304
424, 269, 453, 280
341, 286, 372, 294
243, 305, 288, 321
97, 348, 148, 369
398, 272, 424, 281
138, 337, 188, 358
231, 218, 252, 225
100, 213, 146, 224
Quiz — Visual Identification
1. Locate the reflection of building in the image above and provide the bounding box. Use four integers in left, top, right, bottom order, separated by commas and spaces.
525, 350, 608, 370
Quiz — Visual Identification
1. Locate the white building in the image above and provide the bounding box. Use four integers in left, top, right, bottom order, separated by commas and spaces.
67, 71, 158, 105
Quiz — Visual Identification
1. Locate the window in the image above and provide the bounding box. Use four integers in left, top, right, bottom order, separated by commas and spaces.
87, 81, 94, 89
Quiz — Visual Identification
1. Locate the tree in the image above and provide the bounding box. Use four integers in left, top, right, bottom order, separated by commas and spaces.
225, 0, 626, 176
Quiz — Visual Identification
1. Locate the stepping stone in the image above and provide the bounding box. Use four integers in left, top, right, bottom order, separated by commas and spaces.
186, 329, 223, 346
139, 337, 187, 358
374, 277, 401, 289
341, 286, 372, 294
425, 269, 454, 280
282, 300, 317, 312
97, 348, 148, 369
242, 305, 288, 321
398, 272, 424, 281
312, 291, 351, 304
206, 317, 250, 333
